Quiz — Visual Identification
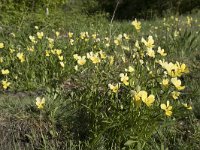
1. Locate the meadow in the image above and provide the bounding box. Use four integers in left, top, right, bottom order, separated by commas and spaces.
0, 4, 200, 150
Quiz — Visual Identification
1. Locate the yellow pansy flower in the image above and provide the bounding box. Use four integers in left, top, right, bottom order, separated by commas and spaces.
37, 32, 44, 39
139, 91, 155, 107
60, 61, 65, 68
119, 73, 129, 86
2, 80, 11, 89
36, 97, 45, 109
171, 77, 185, 90
1, 69, 9, 75
17, 53, 25, 62
0, 42, 4, 48
182, 103, 192, 110
108, 83, 120, 93
68, 32, 73, 38
161, 101, 172, 116
157, 47, 167, 56
77, 56, 86, 65
141, 36, 154, 49
171, 91, 180, 100
132, 19, 141, 31
147, 48, 155, 58
161, 79, 169, 87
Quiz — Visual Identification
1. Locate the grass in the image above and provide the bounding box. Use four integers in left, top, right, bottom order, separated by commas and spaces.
0, 6, 200, 149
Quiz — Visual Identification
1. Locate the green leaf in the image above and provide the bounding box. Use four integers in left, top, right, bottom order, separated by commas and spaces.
124, 140, 135, 146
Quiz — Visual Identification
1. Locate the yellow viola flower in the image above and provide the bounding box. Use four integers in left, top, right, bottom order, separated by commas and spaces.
73, 54, 80, 60
108, 83, 120, 93
58, 55, 64, 61
60, 61, 65, 68
56, 49, 62, 56
36, 97, 45, 109
176, 62, 189, 74
29, 36, 36, 43
1, 69, 9, 75
87, 52, 101, 64
119, 73, 129, 86
131, 19, 141, 31
109, 56, 114, 65
55, 31, 60, 37
171, 77, 185, 90
37, 32, 44, 39
171, 91, 180, 100
34, 26, 39, 30
114, 39, 121, 46
2, 80, 11, 89
123, 33, 130, 40
9, 48, 15, 53
45, 50, 50, 57
17, 53, 25, 62
70, 39, 74, 45
161, 79, 169, 87
125, 66, 134, 73
68, 32, 73, 38
182, 103, 192, 110
0, 42, 4, 48
27, 46, 34, 52
147, 48, 155, 58
157, 47, 167, 56
141, 36, 154, 49
99, 50, 107, 59
0, 57, 3, 63
161, 101, 172, 116
139, 91, 155, 107
77, 56, 86, 65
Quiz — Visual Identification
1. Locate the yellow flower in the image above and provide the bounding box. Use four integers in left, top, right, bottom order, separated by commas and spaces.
55, 31, 60, 37
36, 97, 45, 109
17, 53, 25, 62
123, 33, 130, 40
56, 49, 62, 56
60, 61, 65, 68
109, 56, 114, 65
87, 52, 101, 64
182, 103, 192, 110
108, 83, 120, 93
68, 32, 73, 38
77, 56, 86, 65
161, 79, 169, 87
1, 69, 9, 75
131, 19, 141, 31
139, 91, 155, 107
29, 36, 36, 43
141, 36, 154, 49
27, 46, 34, 52
171, 77, 185, 90
171, 91, 180, 100
157, 47, 167, 56
114, 39, 120, 46
99, 50, 107, 59
58, 55, 64, 61
0, 42, 4, 48
73, 54, 79, 60
119, 73, 129, 86
161, 101, 172, 116
147, 48, 155, 58
37, 32, 44, 39
125, 66, 134, 73
0, 57, 3, 63
45, 50, 50, 57
2, 80, 11, 89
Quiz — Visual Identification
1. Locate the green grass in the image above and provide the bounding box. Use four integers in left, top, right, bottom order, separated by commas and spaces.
0, 7, 200, 150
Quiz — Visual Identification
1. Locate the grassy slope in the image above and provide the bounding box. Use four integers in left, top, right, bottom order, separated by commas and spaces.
0, 8, 200, 149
